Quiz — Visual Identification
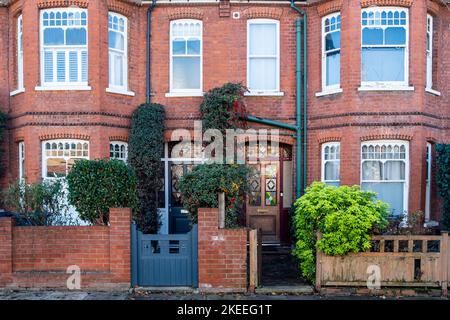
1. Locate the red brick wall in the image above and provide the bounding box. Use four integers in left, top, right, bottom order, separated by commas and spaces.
0, 208, 131, 290
198, 208, 248, 293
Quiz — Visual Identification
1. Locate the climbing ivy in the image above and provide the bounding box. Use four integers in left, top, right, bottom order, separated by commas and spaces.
128, 103, 165, 233
436, 144, 450, 230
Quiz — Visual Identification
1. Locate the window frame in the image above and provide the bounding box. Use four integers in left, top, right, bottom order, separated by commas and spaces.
18, 141, 25, 181
169, 19, 203, 95
246, 18, 280, 94
109, 141, 128, 163
321, 142, 340, 186
108, 12, 128, 92
17, 14, 24, 91
321, 12, 341, 92
425, 142, 432, 221
41, 139, 90, 180
39, 8, 89, 88
360, 140, 409, 215
360, 7, 409, 88
426, 14, 433, 90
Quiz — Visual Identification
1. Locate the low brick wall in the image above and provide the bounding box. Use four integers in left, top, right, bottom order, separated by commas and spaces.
0, 208, 131, 291
198, 208, 248, 293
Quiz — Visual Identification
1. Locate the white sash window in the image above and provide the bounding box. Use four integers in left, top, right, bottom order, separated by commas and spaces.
321, 142, 340, 186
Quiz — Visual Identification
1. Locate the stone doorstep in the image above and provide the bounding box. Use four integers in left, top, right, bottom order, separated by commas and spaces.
255, 285, 315, 295
133, 286, 198, 294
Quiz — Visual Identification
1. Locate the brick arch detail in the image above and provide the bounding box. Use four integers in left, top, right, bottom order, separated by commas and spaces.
317, 0, 343, 17
37, 0, 89, 9
109, 135, 128, 142
317, 136, 342, 144
242, 7, 283, 20
427, 0, 441, 15
39, 133, 90, 141
360, 134, 413, 141
167, 8, 204, 21
107, 0, 136, 17
360, 0, 414, 8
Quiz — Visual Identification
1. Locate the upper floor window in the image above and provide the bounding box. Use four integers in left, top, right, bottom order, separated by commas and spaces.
17, 15, 24, 90
321, 142, 340, 186
247, 19, 280, 94
322, 13, 341, 90
40, 9, 88, 87
361, 140, 409, 216
170, 20, 202, 94
426, 14, 433, 90
42, 140, 89, 179
110, 141, 128, 162
361, 8, 408, 86
108, 12, 128, 91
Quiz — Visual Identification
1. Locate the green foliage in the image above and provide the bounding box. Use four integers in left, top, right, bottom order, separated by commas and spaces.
200, 82, 248, 133
292, 182, 389, 283
0, 111, 7, 177
2, 180, 75, 226
436, 144, 450, 229
128, 103, 165, 233
178, 164, 250, 228
66, 159, 138, 225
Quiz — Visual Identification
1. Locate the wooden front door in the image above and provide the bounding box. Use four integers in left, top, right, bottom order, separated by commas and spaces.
246, 161, 280, 243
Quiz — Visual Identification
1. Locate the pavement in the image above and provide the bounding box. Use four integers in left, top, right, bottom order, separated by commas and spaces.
0, 289, 447, 300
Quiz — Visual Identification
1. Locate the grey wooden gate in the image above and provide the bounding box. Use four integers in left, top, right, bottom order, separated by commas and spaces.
131, 223, 198, 287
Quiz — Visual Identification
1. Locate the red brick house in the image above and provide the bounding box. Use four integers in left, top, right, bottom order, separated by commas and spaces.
0, 0, 448, 243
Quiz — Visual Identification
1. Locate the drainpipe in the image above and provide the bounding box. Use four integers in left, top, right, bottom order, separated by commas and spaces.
290, 1, 307, 196
146, 0, 157, 104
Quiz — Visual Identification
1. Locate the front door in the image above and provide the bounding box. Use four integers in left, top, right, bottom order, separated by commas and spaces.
169, 162, 194, 234
246, 161, 280, 243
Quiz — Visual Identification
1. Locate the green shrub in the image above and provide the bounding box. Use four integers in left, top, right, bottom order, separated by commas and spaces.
436, 144, 450, 230
2, 180, 74, 226
178, 163, 250, 228
66, 159, 138, 225
292, 182, 389, 283
128, 103, 165, 233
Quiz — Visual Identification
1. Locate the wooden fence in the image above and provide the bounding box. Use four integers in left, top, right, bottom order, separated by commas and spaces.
249, 229, 262, 292
316, 232, 449, 296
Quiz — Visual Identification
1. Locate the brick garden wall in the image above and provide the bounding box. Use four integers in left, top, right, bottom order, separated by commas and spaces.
0, 208, 131, 290
198, 208, 248, 293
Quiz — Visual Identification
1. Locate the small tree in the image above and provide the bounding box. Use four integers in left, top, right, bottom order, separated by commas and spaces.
128, 103, 165, 233
66, 159, 138, 225
292, 182, 389, 283
178, 164, 250, 228
436, 144, 450, 230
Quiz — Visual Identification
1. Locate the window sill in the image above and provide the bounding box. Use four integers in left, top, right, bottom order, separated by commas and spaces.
315, 88, 343, 97
425, 88, 441, 96
244, 91, 285, 97
165, 92, 204, 97
106, 87, 135, 97
10, 88, 25, 96
35, 85, 92, 91
358, 85, 415, 92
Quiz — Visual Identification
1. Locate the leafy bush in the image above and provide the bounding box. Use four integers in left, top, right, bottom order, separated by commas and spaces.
128, 103, 165, 233
0, 111, 7, 177
292, 182, 389, 283
67, 159, 138, 225
436, 144, 450, 230
200, 82, 248, 134
178, 164, 250, 228
2, 180, 75, 226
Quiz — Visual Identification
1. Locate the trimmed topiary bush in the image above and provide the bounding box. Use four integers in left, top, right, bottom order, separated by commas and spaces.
178, 163, 250, 228
128, 103, 165, 233
292, 182, 389, 283
436, 144, 450, 230
66, 159, 138, 225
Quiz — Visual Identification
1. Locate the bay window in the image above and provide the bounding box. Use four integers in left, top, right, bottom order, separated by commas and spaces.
322, 13, 341, 91
321, 142, 340, 186
42, 140, 89, 179
169, 19, 202, 94
247, 19, 280, 94
108, 12, 128, 91
361, 141, 409, 216
361, 8, 409, 87
110, 141, 128, 162
40, 8, 88, 88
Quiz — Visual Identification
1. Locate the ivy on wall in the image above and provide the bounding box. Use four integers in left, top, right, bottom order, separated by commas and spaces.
436, 144, 450, 230
128, 103, 165, 233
